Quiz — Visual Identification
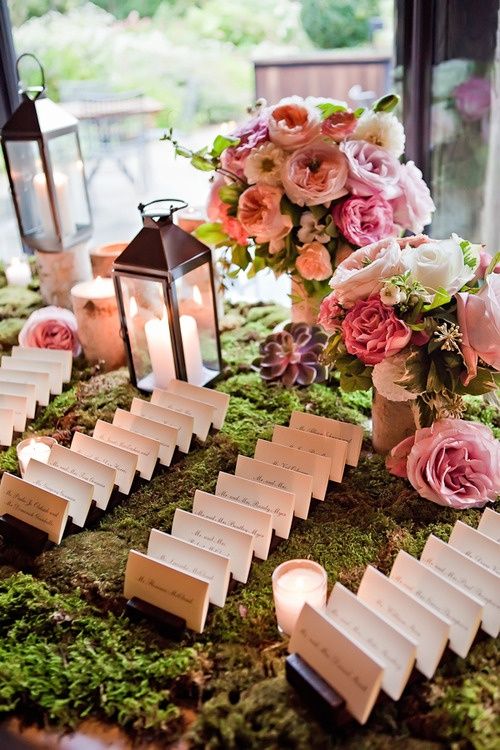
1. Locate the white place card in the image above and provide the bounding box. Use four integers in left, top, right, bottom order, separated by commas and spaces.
216, 471, 295, 539
113, 409, 178, 467
124, 549, 210, 633
0, 368, 50, 406
326, 582, 417, 700
272, 425, 347, 483
48, 444, 116, 511
357, 565, 450, 679
167, 379, 230, 430
93, 419, 160, 481
289, 603, 384, 725
0, 408, 14, 447
0, 472, 69, 544
0, 380, 36, 419
254, 439, 330, 501
235, 455, 312, 520
172, 508, 253, 584
71, 431, 138, 495
24, 459, 93, 528
193, 489, 273, 560
11, 345, 72, 383
130, 397, 193, 454
151, 388, 215, 442
421, 535, 500, 639
478, 507, 500, 544
0, 393, 28, 433
2, 355, 63, 395
289, 411, 363, 467
147, 528, 230, 607
449, 520, 500, 576
390, 550, 483, 658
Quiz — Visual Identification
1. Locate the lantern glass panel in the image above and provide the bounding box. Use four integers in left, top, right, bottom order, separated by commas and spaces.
4, 138, 51, 240
46, 132, 91, 241
174, 263, 219, 386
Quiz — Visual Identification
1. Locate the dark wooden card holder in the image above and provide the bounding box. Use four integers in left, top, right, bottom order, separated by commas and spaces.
286, 653, 349, 728
125, 596, 186, 639
85, 500, 104, 527
0, 513, 49, 554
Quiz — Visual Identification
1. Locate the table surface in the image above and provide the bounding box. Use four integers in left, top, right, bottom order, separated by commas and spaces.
0, 279, 498, 750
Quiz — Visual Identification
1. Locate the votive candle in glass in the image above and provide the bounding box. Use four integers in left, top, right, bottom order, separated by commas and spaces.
272, 559, 327, 636
17, 436, 57, 478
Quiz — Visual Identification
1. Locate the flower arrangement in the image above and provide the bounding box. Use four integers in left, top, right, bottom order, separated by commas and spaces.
165, 94, 434, 306
319, 233, 500, 426
19, 306, 81, 357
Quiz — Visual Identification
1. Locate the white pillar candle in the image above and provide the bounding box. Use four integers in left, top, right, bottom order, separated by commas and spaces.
33, 171, 76, 239
144, 309, 176, 388
5, 257, 32, 287
17, 436, 57, 478
180, 314, 204, 385
71, 276, 125, 371
272, 559, 328, 636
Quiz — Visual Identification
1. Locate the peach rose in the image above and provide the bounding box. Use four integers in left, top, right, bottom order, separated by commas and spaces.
296, 242, 333, 281
19, 306, 81, 356
268, 97, 321, 150
282, 142, 348, 207
237, 184, 292, 244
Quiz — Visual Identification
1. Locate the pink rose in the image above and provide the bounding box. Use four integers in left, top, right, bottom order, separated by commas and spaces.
388, 419, 500, 509
207, 177, 248, 245
295, 242, 333, 281
341, 140, 400, 199
342, 297, 411, 365
220, 114, 269, 178
282, 142, 348, 207
237, 184, 292, 244
321, 111, 357, 141
385, 434, 415, 478
456, 273, 500, 384
317, 291, 344, 332
268, 97, 321, 150
476, 250, 500, 280
454, 77, 491, 122
391, 161, 435, 234
19, 305, 81, 356
333, 194, 395, 247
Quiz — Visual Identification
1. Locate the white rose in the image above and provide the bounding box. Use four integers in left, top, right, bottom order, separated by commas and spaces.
402, 236, 477, 296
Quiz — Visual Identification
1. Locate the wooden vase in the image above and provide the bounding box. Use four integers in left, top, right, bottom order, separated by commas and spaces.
371, 388, 417, 454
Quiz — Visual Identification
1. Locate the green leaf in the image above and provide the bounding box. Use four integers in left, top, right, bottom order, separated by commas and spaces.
218, 184, 241, 205
194, 222, 228, 244
372, 93, 400, 113
232, 245, 252, 270
413, 396, 434, 428
280, 195, 302, 226
396, 348, 429, 393
354, 107, 365, 118
309, 204, 329, 221
424, 288, 452, 312
456, 367, 500, 395
316, 102, 347, 120
486, 251, 500, 276
174, 145, 192, 159
190, 154, 216, 172
211, 134, 240, 158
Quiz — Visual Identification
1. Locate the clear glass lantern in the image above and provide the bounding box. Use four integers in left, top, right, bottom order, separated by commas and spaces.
0, 54, 92, 252
113, 199, 223, 391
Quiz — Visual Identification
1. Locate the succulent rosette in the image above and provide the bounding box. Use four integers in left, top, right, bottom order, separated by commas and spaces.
255, 322, 327, 386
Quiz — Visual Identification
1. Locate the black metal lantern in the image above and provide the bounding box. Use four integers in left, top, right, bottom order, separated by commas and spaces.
113, 199, 223, 391
0, 54, 92, 253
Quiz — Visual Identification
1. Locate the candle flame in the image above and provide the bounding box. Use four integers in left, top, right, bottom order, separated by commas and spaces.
129, 296, 138, 318
193, 285, 202, 306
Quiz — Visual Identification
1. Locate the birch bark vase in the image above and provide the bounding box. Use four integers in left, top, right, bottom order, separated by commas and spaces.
35, 244, 92, 309
71, 278, 126, 372
371, 388, 417, 454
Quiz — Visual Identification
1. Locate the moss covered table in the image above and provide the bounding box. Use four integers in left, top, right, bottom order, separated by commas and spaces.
0, 283, 498, 750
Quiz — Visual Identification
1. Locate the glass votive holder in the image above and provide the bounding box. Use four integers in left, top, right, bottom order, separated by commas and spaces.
16, 436, 57, 478
272, 559, 328, 636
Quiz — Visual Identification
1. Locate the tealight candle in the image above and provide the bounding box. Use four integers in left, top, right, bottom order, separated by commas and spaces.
272, 559, 327, 636
17, 436, 57, 478
6, 257, 32, 287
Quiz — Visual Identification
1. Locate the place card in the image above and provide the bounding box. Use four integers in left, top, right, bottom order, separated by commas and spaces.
48, 444, 116, 510
124, 549, 210, 633
0, 368, 50, 406
272, 425, 347, 483
193, 490, 273, 560
216, 471, 295, 539
390, 550, 483, 658
2, 355, 63, 395
24, 459, 93, 528
235, 455, 312, 520
421, 535, 500, 639
289, 411, 363, 467
357, 565, 450, 679
11, 345, 73, 383
326, 582, 417, 700
151, 388, 215, 442
147, 528, 230, 607
167, 379, 230, 430
254, 439, 330, 501
448, 520, 500, 576
0, 380, 36, 419
289, 603, 384, 725
478, 507, 500, 544
93, 420, 160, 481
71, 431, 138, 495
0, 472, 69, 544
0, 393, 28, 432
113, 409, 178, 467
130, 397, 193, 454
172, 508, 253, 584
0, 408, 14, 447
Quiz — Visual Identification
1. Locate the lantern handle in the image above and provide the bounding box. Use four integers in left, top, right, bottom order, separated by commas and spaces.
138, 198, 188, 221
16, 53, 46, 100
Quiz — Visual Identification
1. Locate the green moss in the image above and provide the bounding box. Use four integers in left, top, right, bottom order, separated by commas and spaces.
0, 317, 25, 350
0, 286, 43, 319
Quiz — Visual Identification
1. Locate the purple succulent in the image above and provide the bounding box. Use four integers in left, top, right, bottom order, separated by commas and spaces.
256, 322, 328, 386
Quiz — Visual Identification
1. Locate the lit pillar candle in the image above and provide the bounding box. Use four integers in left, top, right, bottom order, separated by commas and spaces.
272, 559, 328, 636
17, 436, 57, 478
180, 314, 203, 385
5, 257, 32, 287
144, 309, 176, 388
33, 171, 76, 239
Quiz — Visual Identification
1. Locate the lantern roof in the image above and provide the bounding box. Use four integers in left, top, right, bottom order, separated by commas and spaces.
1, 95, 78, 139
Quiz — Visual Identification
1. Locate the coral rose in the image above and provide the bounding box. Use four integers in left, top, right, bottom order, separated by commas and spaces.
268, 96, 321, 150
341, 140, 400, 199
282, 142, 348, 207
237, 184, 292, 244
456, 273, 500, 384
342, 297, 411, 365
321, 110, 357, 141
295, 242, 333, 281
207, 177, 248, 245
333, 194, 395, 247
19, 306, 81, 356
391, 161, 436, 234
